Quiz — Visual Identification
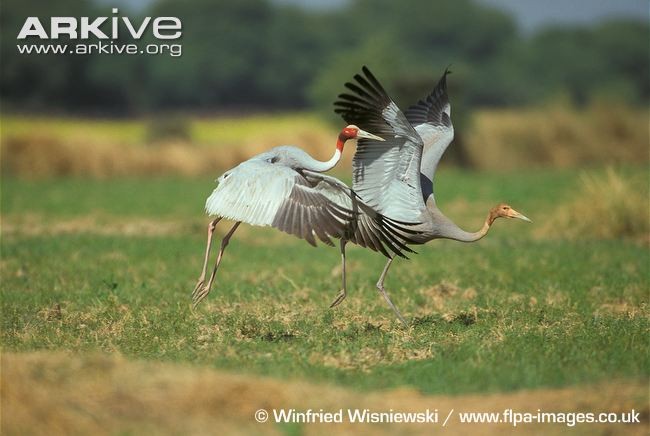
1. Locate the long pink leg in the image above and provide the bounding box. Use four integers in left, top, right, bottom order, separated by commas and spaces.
191, 218, 221, 301
192, 221, 241, 308
376, 257, 408, 327
329, 239, 348, 308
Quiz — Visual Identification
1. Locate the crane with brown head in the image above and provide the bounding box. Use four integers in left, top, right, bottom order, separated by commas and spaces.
333, 66, 531, 325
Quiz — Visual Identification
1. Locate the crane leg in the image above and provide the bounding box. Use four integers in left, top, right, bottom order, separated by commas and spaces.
192, 218, 221, 300
329, 239, 348, 308
192, 221, 241, 308
376, 257, 408, 327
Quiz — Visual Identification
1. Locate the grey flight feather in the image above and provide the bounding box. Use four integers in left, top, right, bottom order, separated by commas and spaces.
404, 68, 455, 202
334, 66, 426, 222
271, 177, 354, 247
301, 170, 419, 258
404, 67, 452, 128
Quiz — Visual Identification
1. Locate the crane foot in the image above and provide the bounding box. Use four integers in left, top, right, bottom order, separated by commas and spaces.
376, 284, 409, 327
191, 279, 205, 300
191, 281, 211, 308
329, 289, 347, 308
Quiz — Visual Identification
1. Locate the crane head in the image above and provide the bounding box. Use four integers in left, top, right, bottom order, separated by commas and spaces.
339, 125, 385, 142
491, 203, 532, 224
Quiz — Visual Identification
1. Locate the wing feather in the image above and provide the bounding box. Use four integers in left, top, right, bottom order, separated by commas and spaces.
206, 157, 423, 257
334, 66, 425, 222
404, 68, 455, 201
206, 160, 292, 226
404, 67, 452, 128
205, 160, 353, 247
301, 170, 420, 258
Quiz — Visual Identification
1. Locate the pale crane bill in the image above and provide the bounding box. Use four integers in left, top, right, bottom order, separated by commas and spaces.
356, 129, 385, 141
509, 209, 532, 223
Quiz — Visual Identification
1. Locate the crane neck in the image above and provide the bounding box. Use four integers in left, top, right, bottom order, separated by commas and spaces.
304, 135, 346, 172
438, 208, 496, 243
336, 133, 346, 152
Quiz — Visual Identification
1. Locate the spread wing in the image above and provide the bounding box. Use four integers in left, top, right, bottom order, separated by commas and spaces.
301, 171, 420, 258
205, 160, 352, 247
205, 160, 419, 257
334, 66, 426, 222
404, 68, 454, 202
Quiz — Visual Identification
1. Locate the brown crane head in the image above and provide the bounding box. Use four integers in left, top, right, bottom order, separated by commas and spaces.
488, 203, 532, 225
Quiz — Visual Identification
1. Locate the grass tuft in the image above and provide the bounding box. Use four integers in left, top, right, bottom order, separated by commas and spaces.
465, 102, 648, 170
539, 168, 649, 241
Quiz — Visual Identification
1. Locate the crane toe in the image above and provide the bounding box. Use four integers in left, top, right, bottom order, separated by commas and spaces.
191, 283, 211, 308
191, 279, 205, 299
329, 289, 347, 308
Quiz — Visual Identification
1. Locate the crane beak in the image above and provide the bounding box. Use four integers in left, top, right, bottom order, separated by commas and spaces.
356, 128, 385, 141
509, 208, 532, 223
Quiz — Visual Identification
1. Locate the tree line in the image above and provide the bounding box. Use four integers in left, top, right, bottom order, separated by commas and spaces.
1, 0, 647, 115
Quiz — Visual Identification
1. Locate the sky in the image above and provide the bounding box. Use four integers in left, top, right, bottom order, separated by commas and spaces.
276, 0, 648, 32
477, 0, 648, 33
102, 0, 649, 33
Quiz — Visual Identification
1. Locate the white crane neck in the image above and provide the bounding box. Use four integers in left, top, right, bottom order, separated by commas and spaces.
307, 148, 342, 173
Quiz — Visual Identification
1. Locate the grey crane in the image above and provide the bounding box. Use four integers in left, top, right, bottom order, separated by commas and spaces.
191, 124, 421, 307
334, 67, 531, 325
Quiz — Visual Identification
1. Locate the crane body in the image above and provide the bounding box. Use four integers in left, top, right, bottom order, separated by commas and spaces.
191, 125, 422, 308
335, 67, 531, 325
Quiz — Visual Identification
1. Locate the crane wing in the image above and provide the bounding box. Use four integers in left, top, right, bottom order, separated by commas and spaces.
334, 66, 426, 222
205, 160, 420, 258
301, 170, 421, 258
404, 68, 454, 202
205, 160, 352, 247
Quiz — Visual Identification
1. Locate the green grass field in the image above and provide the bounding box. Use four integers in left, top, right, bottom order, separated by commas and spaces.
2, 107, 649, 435
3, 167, 648, 398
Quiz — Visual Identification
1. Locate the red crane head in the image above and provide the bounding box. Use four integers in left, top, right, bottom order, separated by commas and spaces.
337, 125, 384, 151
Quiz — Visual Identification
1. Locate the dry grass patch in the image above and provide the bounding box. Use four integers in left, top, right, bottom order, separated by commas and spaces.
466, 103, 648, 170
537, 168, 649, 241
595, 302, 648, 320
413, 281, 481, 318
189, 293, 464, 370
1, 114, 341, 178
0, 214, 305, 249
2, 352, 647, 436
1, 213, 196, 237
3, 105, 648, 179
2, 136, 233, 178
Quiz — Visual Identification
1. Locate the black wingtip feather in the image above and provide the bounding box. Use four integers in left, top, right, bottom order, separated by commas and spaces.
435, 67, 451, 94
360, 66, 387, 95
403, 65, 453, 128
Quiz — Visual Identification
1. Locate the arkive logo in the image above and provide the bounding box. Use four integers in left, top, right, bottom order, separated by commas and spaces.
16, 8, 183, 57
17, 8, 181, 40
